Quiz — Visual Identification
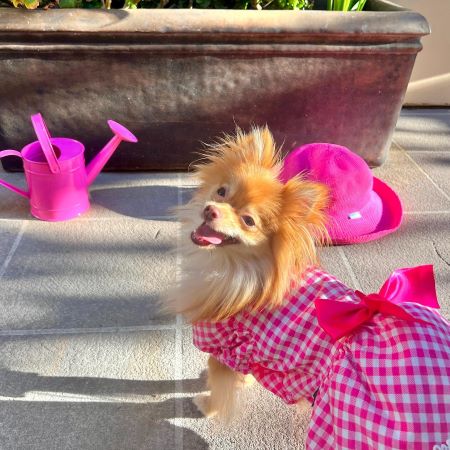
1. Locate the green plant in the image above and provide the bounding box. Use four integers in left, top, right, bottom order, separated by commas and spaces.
2, 0, 313, 8
2, 0, 365, 11
326, 0, 366, 10
137, 0, 312, 9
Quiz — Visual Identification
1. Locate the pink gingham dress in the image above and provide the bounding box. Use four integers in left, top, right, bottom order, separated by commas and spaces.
193, 266, 450, 449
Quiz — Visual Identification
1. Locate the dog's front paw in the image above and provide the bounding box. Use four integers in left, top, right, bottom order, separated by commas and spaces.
193, 394, 218, 418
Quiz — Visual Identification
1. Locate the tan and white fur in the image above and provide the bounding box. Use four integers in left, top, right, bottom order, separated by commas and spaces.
168, 127, 329, 421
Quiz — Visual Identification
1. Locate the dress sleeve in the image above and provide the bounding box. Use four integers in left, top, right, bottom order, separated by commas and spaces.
192, 319, 254, 374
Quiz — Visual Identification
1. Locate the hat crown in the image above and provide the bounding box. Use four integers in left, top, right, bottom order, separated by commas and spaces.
289, 144, 373, 215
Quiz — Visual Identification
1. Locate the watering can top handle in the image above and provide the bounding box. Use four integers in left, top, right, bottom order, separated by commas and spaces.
0, 149, 29, 198
31, 113, 61, 174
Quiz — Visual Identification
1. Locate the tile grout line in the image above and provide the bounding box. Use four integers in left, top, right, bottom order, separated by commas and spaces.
404, 211, 450, 215
337, 247, 362, 291
174, 174, 184, 450
400, 150, 450, 153
0, 221, 27, 280
0, 324, 178, 337
400, 150, 450, 154
393, 138, 450, 202
0, 216, 173, 223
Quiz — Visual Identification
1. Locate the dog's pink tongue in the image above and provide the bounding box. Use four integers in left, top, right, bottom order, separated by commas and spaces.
195, 223, 224, 245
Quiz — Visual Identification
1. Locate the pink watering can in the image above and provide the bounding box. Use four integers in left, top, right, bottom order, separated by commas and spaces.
0, 113, 138, 221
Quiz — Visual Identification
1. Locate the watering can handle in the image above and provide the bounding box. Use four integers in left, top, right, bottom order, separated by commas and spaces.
31, 113, 61, 174
0, 150, 29, 198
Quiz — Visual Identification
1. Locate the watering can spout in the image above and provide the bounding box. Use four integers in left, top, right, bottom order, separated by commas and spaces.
86, 120, 138, 186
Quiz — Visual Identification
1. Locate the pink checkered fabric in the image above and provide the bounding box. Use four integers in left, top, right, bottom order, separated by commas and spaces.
193, 267, 450, 449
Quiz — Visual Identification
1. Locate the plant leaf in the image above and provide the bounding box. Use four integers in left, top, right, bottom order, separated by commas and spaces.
23, 0, 40, 8
59, 0, 82, 7
123, 0, 139, 7
357, 0, 367, 10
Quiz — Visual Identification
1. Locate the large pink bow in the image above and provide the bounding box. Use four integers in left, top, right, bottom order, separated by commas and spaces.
315, 265, 440, 341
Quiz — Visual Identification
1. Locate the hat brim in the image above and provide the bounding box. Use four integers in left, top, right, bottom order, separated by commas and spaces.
328, 177, 403, 245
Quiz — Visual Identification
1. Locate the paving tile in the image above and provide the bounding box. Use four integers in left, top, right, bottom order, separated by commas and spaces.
0, 220, 177, 330
0, 221, 24, 263
77, 172, 181, 220
341, 212, 450, 319
180, 186, 197, 206
179, 329, 309, 450
0, 331, 176, 389
394, 109, 450, 152
88, 184, 179, 220
90, 172, 181, 220
319, 246, 357, 288
406, 151, 450, 199
0, 330, 207, 450
94, 172, 182, 189
0, 172, 31, 220
372, 145, 450, 212
0, 403, 192, 450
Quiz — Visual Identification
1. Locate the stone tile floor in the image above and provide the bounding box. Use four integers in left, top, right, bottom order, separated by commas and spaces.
0, 108, 449, 449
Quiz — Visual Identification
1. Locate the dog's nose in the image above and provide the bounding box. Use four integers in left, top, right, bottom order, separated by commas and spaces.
203, 205, 221, 222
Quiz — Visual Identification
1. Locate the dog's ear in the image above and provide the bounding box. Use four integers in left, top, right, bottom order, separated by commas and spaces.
268, 177, 329, 306
281, 176, 329, 236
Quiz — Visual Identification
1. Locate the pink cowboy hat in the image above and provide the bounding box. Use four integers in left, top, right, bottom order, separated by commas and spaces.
280, 143, 403, 245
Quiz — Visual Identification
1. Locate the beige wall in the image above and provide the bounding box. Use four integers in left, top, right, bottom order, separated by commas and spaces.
395, 0, 450, 106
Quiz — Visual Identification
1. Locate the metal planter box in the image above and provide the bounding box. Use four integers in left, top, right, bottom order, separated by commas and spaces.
0, 1, 429, 170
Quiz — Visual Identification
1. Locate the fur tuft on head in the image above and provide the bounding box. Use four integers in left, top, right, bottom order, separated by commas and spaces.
168, 127, 329, 323
194, 126, 282, 181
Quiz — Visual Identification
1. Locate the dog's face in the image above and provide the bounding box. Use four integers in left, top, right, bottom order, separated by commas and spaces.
176, 127, 329, 321
188, 127, 328, 255
190, 162, 284, 251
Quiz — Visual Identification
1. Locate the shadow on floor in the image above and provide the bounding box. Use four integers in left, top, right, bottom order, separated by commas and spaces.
90, 185, 179, 220
0, 368, 208, 450
0, 401, 208, 450
0, 368, 205, 398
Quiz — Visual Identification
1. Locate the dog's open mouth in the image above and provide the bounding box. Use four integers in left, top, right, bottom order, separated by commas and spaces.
191, 223, 239, 247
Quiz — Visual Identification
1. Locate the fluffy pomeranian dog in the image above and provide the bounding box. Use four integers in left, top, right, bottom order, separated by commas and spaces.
169, 127, 449, 449
173, 127, 329, 321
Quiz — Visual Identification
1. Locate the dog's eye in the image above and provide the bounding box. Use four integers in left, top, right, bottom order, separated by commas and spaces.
217, 187, 226, 197
242, 215, 255, 227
